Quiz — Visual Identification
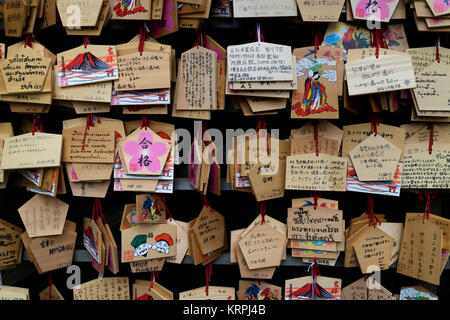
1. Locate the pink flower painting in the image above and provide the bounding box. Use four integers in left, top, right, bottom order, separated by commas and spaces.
355, 0, 394, 21
124, 131, 168, 173
433, 0, 450, 13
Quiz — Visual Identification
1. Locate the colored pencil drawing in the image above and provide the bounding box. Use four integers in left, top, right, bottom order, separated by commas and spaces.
113, 0, 148, 17
244, 284, 277, 300
346, 162, 402, 196
287, 280, 339, 300
131, 233, 174, 257
292, 57, 337, 116
384, 24, 407, 50
323, 23, 371, 51
111, 89, 170, 105
58, 48, 118, 86
83, 226, 100, 263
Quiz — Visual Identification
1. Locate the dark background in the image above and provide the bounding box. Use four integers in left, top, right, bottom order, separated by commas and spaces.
0, 7, 449, 300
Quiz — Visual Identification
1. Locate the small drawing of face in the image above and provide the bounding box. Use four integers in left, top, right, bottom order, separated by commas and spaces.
134, 243, 151, 257
152, 241, 170, 254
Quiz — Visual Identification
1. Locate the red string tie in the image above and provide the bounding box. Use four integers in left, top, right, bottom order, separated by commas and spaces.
308, 257, 321, 300
314, 121, 319, 156
313, 192, 321, 210
140, 115, 149, 130
313, 28, 323, 58
419, 191, 436, 222
204, 263, 213, 296
83, 36, 89, 49
259, 202, 267, 224
82, 114, 95, 151
366, 195, 381, 227
428, 123, 434, 155
202, 195, 213, 212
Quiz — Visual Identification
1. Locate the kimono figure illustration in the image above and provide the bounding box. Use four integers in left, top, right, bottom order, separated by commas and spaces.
114, 0, 148, 16
292, 60, 337, 116
122, 0, 141, 11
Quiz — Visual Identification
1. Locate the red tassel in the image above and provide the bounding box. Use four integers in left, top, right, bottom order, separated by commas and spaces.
366, 195, 381, 227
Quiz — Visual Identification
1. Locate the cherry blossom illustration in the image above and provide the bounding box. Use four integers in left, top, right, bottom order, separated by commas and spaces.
124, 131, 168, 173
355, 0, 394, 21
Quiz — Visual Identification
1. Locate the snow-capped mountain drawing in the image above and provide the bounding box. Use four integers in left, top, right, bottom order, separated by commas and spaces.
64, 52, 110, 71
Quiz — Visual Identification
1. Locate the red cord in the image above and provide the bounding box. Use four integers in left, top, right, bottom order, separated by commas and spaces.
310, 257, 320, 300
259, 202, 266, 224
196, 22, 207, 48
138, 24, 149, 55
149, 271, 159, 291
419, 191, 436, 222
436, 36, 441, 63
314, 122, 319, 156
313, 192, 321, 210
24, 33, 33, 48
202, 195, 212, 212
369, 115, 381, 136
82, 114, 94, 151
366, 195, 381, 227
371, 29, 384, 58
140, 115, 149, 130
32, 114, 37, 136
204, 263, 213, 296
83, 36, 89, 49
428, 124, 434, 155
313, 27, 323, 58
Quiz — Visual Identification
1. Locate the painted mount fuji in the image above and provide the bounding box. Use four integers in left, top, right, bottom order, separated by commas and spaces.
64, 52, 110, 71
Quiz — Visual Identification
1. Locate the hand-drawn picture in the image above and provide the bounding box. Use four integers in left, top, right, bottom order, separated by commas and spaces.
58, 46, 118, 86
113, 0, 148, 16
244, 284, 276, 300
131, 233, 174, 257
288, 280, 338, 300
384, 24, 407, 51
141, 196, 163, 222
211, 0, 232, 17
292, 58, 337, 116
346, 162, 402, 196
354, 0, 397, 21
323, 23, 370, 51
432, 0, 450, 14
399, 287, 438, 300
111, 89, 170, 105
83, 226, 100, 263
123, 130, 169, 173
